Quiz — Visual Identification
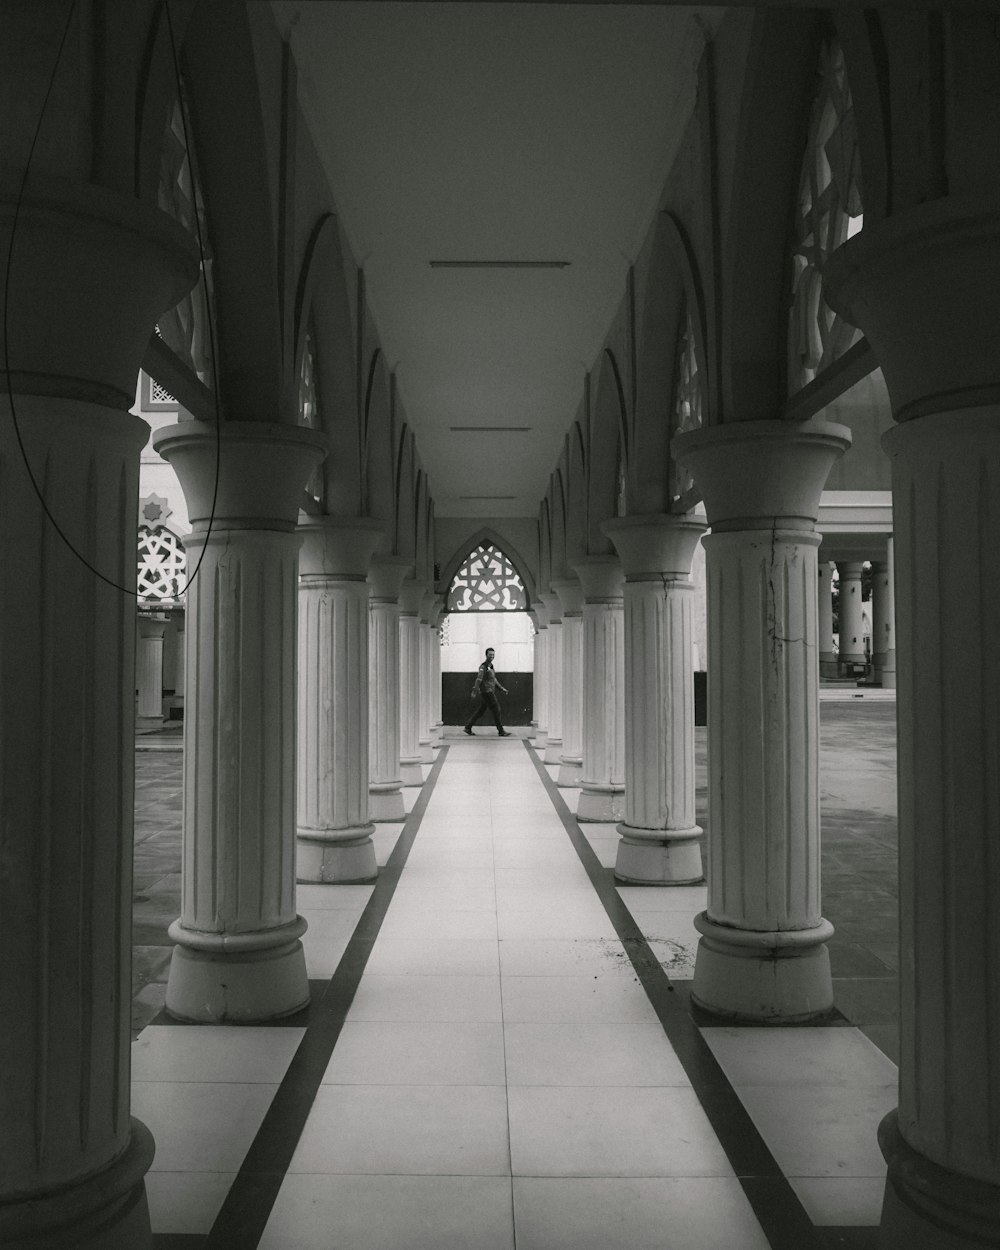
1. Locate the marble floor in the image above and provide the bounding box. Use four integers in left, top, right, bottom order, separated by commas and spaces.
133, 700, 898, 1249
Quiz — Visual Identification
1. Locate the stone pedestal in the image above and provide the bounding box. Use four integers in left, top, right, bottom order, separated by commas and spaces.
871, 545, 896, 688
0, 172, 195, 1247
296, 517, 382, 884
673, 418, 850, 1020
398, 579, 426, 785
818, 561, 838, 678
136, 614, 167, 722
553, 577, 584, 786
603, 515, 705, 882
368, 557, 411, 820
541, 595, 564, 764
153, 421, 326, 1022
837, 560, 867, 670
572, 557, 625, 823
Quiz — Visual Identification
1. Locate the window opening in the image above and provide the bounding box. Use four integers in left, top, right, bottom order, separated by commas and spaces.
137, 525, 186, 604
670, 302, 703, 503
447, 543, 527, 612
297, 328, 324, 505
788, 37, 864, 392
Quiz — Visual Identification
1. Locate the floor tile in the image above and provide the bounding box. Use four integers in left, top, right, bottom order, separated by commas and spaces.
508, 1086, 733, 1177
345, 974, 503, 1023
144, 1171, 236, 1235
501, 975, 658, 1023
321, 1021, 506, 1085
289, 1084, 511, 1175
617, 885, 708, 913
702, 1026, 898, 1087
504, 1022, 689, 1087
377, 906, 499, 941
366, 937, 500, 977
295, 883, 375, 911
497, 908, 618, 941
132, 1025, 304, 1083
513, 1177, 771, 1250
498, 939, 635, 978
260, 1175, 515, 1250
131, 1080, 277, 1172
789, 1176, 886, 1226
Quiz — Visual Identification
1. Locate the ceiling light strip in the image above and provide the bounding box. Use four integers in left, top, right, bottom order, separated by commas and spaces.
429, 260, 570, 269
449, 426, 532, 432
459, 495, 517, 500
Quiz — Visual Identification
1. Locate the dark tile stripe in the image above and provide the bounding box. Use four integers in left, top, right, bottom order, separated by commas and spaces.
202, 750, 449, 1250
524, 743, 856, 1250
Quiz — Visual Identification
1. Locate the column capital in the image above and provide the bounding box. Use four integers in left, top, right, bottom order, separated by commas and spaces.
298, 515, 383, 579
824, 194, 1000, 421
367, 555, 412, 600
529, 602, 549, 629
672, 419, 850, 531
602, 514, 705, 579
399, 577, 429, 616
552, 575, 584, 616
572, 555, 623, 601
153, 420, 327, 529
538, 590, 563, 624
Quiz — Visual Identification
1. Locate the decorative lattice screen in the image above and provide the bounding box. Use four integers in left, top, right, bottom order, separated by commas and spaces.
137, 526, 186, 602
297, 329, 324, 504
670, 304, 702, 501
447, 544, 527, 612
788, 38, 864, 392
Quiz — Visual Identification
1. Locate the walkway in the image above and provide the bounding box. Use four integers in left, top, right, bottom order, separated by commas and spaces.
134, 705, 898, 1249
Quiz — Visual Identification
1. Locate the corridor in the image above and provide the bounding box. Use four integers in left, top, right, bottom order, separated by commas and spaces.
134, 708, 896, 1250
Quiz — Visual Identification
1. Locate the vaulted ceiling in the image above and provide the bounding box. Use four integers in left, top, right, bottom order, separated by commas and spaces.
272, 2, 725, 516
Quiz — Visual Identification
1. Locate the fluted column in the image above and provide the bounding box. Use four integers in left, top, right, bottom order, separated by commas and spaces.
572, 557, 625, 823
153, 421, 326, 1023
541, 594, 564, 765
837, 560, 867, 671
398, 578, 426, 786
296, 517, 382, 884
432, 608, 444, 742
871, 545, 896, 688
817, 560, 838, 677
554, 577, 584, 786
532, 606, 549, 752
674, 418, 850, 1020
136, 615, 167, 722
603, 516, 705, 882
368, 556, 411, 820
418, 593, 435, 762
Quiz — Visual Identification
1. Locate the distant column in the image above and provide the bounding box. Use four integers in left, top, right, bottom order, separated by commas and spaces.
837, 560, 867, 672
398, 578, 426, 785
674, 418, 850, 1020
296, 517, 382, 884
541, 593, 564, 764
431, 607, 444, 742
136, 615, 167, 722
368, 556, 411, 820
573, 556, 625, 823
554, 577, 584, 786
154, 420, 326, 1023
817, 560, 838, 678
603, 516, 705, 882
532, 606, 549, 752
871, 545, 896, 688
418, 592, 435, 762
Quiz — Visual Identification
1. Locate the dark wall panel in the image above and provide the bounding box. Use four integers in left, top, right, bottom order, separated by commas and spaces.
442, 672, 534, 726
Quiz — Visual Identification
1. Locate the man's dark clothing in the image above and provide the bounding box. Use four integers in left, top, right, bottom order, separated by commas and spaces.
465, 659, 507, 733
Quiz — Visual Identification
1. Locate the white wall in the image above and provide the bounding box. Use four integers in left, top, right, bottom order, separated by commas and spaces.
441, 612, 534, 673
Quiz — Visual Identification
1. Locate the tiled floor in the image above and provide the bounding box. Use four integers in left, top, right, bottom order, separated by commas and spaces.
133, 702, 898, 1248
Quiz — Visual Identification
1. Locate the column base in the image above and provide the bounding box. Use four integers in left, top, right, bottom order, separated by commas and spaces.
0, 1119, 154, 1249
165, 918, 310, 1023
576, 784, 625, 824
400, 758, 424, 786
690, 912, 835, 1022
819, 655, 839, 678
419, 739, 434, 763
533, 730, 548, 752
557, 756, 583, 787
614, 824, 703, 884
296, 825, 378, 883
877, 1112, 1000, 1249
369, 784, 406, 822
543, 737, 563, 765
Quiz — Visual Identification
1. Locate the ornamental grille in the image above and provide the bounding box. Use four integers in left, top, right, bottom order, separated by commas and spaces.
789, 38, 864, 392
137, 526, 186, 602
447, 544, 526, 612
298, 330, 324, 504
670, 304, 702, 501
150, 380, 176, 406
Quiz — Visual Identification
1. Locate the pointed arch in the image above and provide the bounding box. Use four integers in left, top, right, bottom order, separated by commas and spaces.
590, 350, 629, 551
438, 527, 537, 611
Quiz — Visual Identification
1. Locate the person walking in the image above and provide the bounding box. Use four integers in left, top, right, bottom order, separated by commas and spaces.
464, 647, 510, 736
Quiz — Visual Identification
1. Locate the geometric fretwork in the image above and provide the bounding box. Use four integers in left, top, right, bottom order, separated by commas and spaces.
788, 37, 864, 393
670, 302, 702, 502
447, 543, 526, 612
137, 525, 186, 602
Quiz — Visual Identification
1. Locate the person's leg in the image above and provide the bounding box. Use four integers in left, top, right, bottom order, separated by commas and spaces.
465, 694, 489, 733
487, 691, 506, 734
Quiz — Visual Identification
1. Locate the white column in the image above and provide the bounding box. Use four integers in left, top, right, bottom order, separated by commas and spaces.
603, 516, 706, 882
541, 594, 564, 765
1, 398, 156, 1246
172, 615, 186, 715
837, 560, 867, 670
398, 578, 425, 786
432, 609, 444, 741
532, 607, 549, 752
153, 421, 326, 1023
817, 559, 838, 678
554, 577, 584, 786
871, 543, 896, 688
136, 615, 167, 721
296, 517, 382, 884
418, 593, 435, 762
368, 556, 411, 821
573, 556, 625, 823
674, 418, 850, 1020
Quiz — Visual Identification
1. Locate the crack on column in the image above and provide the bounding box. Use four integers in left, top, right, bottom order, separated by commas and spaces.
766, 519, 807, 663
